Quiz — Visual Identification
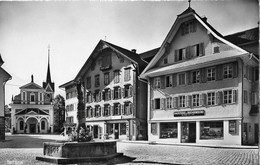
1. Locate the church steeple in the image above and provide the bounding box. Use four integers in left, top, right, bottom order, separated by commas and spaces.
46, 45, 52, 83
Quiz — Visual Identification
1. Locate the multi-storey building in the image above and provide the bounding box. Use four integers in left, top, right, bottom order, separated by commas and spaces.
0, 55, 11, 140
59, 80, 78, 128
140, 7, 259, 145
10, 50, 55, 134
73, 40, 148, 140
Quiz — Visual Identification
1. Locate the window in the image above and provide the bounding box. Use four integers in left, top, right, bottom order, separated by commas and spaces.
154, 98, 160, 109
207, 67, 216, 81
223, 90, 237, 104
192, 94, 200, 107
20, 120, 24, 130
179, 96, 186, 108
22, 92, 26, 101
151, 123, 158, 135
86, 92, 92, 103
124, 68, 131, 81
113, 103, 121, 115
244, 90, 248, 104
178, 48, 186, 61
114, 70, 120, 83
165, 75, 172, 87
66, 117, 74, 124
86, 107, 93, 118
30, 93, 35, 102
191, 70, 200, 83
166, 97, 173, 109
124, 85, 132, 98
223, 64, 233, 79
154, 77, 161, 88
120, 123, 126, 135
213, 46, 220, 53
182, 21, 196, 35
94, 90, 100, 102
94, 105, 101, 117
207, 92, 215, 106
200, 121, 223, 139
254, 67, 259, 81
104, 89, 111, 101
95, 75, 100, 87
160, 122, 177, 139
178, 73, 186, 85
101, 53, 112, 69
123, 102, 132, 115
104, 104, 111, 116
114, 87, 121, 99
41, 121, 45, 130
86, 77, 91, 89
104, 72, 110, 85
163, 57, 168, 64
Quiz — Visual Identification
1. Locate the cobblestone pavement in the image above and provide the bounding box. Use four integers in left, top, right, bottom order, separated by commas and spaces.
0, 134, 258, 165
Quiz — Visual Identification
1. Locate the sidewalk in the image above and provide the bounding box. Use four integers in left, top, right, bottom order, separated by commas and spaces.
120, 140, 259, 149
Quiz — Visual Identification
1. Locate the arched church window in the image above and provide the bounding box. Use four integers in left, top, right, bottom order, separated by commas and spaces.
41, 121, 45, 130
20, 120, 24, 130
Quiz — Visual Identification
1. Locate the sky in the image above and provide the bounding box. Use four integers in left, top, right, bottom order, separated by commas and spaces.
0, 0, 258, 105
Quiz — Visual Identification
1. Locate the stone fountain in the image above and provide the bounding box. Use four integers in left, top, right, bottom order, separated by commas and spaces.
36, 81, 123, 164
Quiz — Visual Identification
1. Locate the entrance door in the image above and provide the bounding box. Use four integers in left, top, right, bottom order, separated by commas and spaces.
93, 125, 98, 139
114, 123, 119, 139
30, 124, 36, 133
255, 124, 259, 144
181, 122, 196, 143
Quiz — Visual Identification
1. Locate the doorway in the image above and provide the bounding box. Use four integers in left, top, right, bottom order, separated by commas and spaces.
93, 125, 98, 139
114, 123, 119, 139
29, 124, 36, 133
181, 122, 196, 143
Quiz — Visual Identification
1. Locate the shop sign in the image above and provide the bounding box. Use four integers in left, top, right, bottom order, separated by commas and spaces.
229, 120, 236, 134
174, 110, 205, 117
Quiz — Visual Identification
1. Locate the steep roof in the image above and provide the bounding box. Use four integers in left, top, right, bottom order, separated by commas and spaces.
59, 80, 76, 88
139, 47, 160, 63
224, 27, 258, 45
75, 40, 148, 81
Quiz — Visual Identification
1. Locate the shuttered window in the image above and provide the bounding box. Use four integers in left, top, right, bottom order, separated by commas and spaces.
223, 64, 233, 79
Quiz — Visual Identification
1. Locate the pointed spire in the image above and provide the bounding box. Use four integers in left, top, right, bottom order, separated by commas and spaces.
46, 45, 52, 83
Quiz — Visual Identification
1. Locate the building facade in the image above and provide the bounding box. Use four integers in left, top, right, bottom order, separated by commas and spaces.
0, 55, 12, 140
140, 7, 259, 145
10, 50, 55, 134
72, 40, 148, 140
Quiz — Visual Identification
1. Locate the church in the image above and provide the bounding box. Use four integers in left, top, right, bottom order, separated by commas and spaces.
10, 48, 55, 134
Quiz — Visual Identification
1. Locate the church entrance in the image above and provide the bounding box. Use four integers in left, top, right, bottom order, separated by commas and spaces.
26, 118, 38, 134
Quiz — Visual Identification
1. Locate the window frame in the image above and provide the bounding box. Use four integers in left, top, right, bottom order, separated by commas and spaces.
165, 75, 173, 87
178, 73, 186, 86
191, 70, 200, 84
179, 95, 186, 108
95, 75, 100, 87
207, 92, 216, 106
104, 72, 110, 85
223, 64, 233, 79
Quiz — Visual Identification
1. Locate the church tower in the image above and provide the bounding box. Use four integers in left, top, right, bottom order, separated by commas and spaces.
43, 46, 55, 101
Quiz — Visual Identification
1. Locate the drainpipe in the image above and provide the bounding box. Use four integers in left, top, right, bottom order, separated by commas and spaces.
241, 59, 244, 145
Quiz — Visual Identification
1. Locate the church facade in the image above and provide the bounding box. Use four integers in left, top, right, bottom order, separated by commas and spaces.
10, 49, 55, 134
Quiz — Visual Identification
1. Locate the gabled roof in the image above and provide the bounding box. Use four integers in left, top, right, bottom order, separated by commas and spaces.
20, 82, 44, 90
16, 108, 49, 115
139, 47, 160, 63
140, 7, 250, 79
59, 80, 76, 88
75, 40, 148, 81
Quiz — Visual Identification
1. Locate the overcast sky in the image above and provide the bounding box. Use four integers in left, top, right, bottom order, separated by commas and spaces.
0, 0, 258, 105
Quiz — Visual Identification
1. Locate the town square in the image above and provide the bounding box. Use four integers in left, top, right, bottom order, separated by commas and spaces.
0, 0, 259, 164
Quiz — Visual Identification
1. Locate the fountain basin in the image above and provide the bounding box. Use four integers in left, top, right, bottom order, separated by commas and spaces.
36, 140, 123, 164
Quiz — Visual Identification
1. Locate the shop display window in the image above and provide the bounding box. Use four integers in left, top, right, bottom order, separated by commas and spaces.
200, 121, 223, 139
160, 122, 177, 138
120, 123, 126, 135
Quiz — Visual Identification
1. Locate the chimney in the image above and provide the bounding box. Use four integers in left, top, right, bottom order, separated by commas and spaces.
131, 49, 137, 53
31, 74, 34, 83
202, 16, 207, 22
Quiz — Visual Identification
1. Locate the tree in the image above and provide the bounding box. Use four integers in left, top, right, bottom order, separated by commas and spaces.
53, 94, 65, 133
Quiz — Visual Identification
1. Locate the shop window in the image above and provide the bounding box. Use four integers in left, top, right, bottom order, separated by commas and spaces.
160, 122, 177, 138
200, 121, 223, 139
95, 75, 100, 87
207, 67, 216, 81
207, 92, 216, 106
178, 73, 186, 85
104, 72, 110, 85
120, 123, 126, 135
124, 68, 131, 82
151, 123, 158, 135
191, 70, 200, 83
154, 77, 161, 88
192, 94, 200, 107
165, 75, 172, 87
86, 77, 91, 89
41, 121, 45, 130
223, 64, 233, 79
179, 96, 186, 108
107, 123, 113, 135
114, 70, 120, 83
229, 120, 237, 134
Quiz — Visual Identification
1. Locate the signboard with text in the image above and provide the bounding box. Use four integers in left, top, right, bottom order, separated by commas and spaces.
174, 110, 205, 117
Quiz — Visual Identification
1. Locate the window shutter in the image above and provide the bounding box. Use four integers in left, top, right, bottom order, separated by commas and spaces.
201, 68, 206, 83
186, 46, 190, 59
92, 93, 95, 102
160, 98, 165, 110
129, 86, 133, 97
151, 100, 154, 110
108, 89, 111, 100
174, 50, 179, 62
176, 97, 179, 109
186, 95, 191, 108
111, 106, 114, 116
111, 90, 114, 100
161, 76, 165, 89
200, 94, 206, 106
199, 43, 204, 56
101, 107, 104, 116
173, 97, 177, 109
121, 104, 124, 115
217, 91, 223, 105
108, 105, 111, 116
193, 21, 197, 32
99, 91, 102, 101
216, 65, 223, 80
233, 90, 237, 103
252, 92, 256, 105
233, 62, 238, 78
186, 71, 191, 85
130, 103, 133, 114
172, 74, 177, 87
121, 87, 125, 98
118, 87, 121, 98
